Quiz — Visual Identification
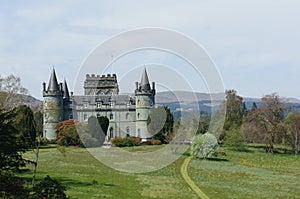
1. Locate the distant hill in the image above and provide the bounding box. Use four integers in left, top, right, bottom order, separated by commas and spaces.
155, 91, 300, 115
0, 92, 43, 111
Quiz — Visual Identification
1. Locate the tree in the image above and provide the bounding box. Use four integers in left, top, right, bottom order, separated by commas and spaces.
15, 105, 36, 147
284, 113, 300, 155
244, 93, 284, 153
31, 175, 68, 199
0, 108, 31, 197
34, 111, 43, 137
190, 133, 218, 158
197, 113, 210, 135
0, 74, 28, 108
223, 89, 244, 131
148, 106, 174, 143
86, 116, 109, 146
56, 120, 82, 146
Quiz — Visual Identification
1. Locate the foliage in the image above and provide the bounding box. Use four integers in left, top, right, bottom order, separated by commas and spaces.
190, 133, 219, 158
15, 105, 37, 147
97, 116, 109, 136
197, 113, 210, 135
224, 126, 246, 150
222, 90, 244, 139
31, 175, 68, 199
284, 113, 300, 155
0, 171, 28, 198
243, 93, 284, 153
34, 111, 43, 137
56, 120, 82, 146
0, 74, 28, 108
0, 108, 30, 171
148, 106, 174, 143
111, 137, 141, 147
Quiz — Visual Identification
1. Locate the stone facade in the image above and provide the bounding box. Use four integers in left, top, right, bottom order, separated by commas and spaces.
43, 68, 155, 141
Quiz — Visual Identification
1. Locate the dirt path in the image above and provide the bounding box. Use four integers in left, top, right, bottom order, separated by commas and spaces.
180, 156, 210, 199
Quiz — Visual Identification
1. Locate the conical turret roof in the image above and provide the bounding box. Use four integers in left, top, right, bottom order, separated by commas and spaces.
63, 79, 70, 99
47, 68, 59, 92
140, 67, 151, 91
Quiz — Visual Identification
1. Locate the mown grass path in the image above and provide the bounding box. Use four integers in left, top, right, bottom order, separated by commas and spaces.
181, 156, 210, 199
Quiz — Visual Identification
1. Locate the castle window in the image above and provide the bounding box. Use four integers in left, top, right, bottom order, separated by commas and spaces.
126, 126, 130, 137
137, 113, 140, 119
109, 127, 114, 140
109, 113, 113, 120
110, 102, 115, 107
126, 113, 130, 120
83, 114, 88, 121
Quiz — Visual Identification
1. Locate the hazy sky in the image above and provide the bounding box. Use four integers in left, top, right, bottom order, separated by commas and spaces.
0, 0, 299, 99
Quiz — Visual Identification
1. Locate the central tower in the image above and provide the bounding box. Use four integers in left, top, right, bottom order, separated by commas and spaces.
135, 68, 155, 141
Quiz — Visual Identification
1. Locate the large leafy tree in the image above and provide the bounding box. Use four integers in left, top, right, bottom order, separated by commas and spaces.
15, 105, 36, 147
244, 93, 284, 153
284, 113, 300, 155
0, 108, 31, 198
148, 106, 174, 143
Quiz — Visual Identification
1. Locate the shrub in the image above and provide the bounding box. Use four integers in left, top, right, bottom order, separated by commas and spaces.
151, 139, 162, 145
31, 175, 68, 199
111, 137, 140, 147
190, 133, 219, 158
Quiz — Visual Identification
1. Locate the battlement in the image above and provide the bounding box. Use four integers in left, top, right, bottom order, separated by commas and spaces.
85, 73, 117, 81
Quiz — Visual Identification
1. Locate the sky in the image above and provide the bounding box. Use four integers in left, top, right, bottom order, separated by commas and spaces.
0, 0, 300, 99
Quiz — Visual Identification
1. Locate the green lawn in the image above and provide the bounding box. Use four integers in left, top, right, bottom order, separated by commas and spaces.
20, 146, 197, 199
19, 145, 300, 198
189, 146, 300, 199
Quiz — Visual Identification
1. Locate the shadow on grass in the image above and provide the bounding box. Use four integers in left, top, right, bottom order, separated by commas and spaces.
205, 157, 229, 162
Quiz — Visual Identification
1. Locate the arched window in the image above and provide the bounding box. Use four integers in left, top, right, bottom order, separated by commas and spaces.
109, 127, 114, 139
126, 126, 130, 137
126, 113, 130, 120
137, 113, 140, 119
109, 113, 113, 120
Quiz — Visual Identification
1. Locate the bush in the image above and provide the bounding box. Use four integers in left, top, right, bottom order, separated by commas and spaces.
31, 175, 68, 199
111, 137, 140, 147
191, 133, 219, 158
151, 139, 162, 145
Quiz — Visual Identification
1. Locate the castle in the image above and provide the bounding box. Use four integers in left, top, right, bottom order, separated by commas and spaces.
43, 68, 156, 141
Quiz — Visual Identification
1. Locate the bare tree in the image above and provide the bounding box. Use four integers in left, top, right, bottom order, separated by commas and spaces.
0, 74, 28, 108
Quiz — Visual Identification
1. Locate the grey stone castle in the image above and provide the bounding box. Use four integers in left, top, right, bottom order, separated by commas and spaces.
43, 68, 156, 141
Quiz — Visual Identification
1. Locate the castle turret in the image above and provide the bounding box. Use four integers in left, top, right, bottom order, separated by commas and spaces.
62, 79, 73, 120
43, 69, 63, 139
135, 68, 155, 141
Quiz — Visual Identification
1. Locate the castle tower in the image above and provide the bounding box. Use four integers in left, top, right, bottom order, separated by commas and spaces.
135, 68, 156, 141
43, 69, 63, 139
62, 79, 73, 120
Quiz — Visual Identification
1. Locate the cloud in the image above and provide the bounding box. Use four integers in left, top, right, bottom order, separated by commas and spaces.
0, 0, 300, 99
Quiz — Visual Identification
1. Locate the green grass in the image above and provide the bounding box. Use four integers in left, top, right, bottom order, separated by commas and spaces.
188, 146, 300, 199
17, 145, 300, 198
19, 146, 197, 199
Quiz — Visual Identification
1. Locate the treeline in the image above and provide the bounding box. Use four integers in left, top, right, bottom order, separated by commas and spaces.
197, 89, 300, 155
0, 74, 68, 198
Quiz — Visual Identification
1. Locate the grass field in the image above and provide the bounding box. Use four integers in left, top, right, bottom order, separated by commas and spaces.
19, 145, 300, 199
189, 146, 300, 199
